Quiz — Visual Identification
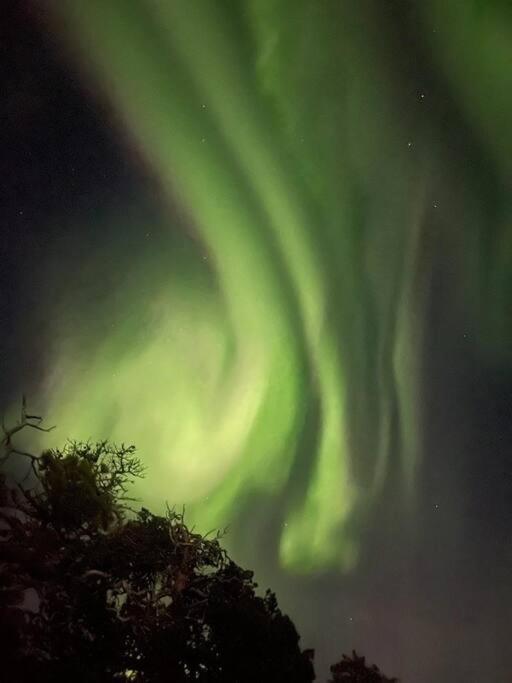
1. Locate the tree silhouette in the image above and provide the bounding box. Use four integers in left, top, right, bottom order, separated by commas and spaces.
328, 650, 398, 682
0, 407, 315, 682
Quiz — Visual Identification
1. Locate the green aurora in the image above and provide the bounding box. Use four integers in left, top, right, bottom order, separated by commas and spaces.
28, 0, 512, 574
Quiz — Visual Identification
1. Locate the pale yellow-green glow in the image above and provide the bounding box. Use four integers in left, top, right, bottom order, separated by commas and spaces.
32, 0, 448, 573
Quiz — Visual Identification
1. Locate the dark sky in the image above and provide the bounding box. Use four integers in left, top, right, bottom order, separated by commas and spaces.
2, 2, 512, 682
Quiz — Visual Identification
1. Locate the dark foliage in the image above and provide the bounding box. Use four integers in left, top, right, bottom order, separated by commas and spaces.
328, 650, 397, 682
0, 406, 315, 682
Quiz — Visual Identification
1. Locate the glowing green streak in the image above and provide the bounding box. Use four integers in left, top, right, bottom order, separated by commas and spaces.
48, 11, 303, 506
149, 0, 363, 569
39, 0, 359, 571
421, 1, 512, 361
34, 0, 457, 572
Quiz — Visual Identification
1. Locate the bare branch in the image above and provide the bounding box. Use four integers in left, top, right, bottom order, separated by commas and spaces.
1, 398, 56, 469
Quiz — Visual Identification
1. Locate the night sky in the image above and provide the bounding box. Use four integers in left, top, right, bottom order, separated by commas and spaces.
2, 2, 512, 681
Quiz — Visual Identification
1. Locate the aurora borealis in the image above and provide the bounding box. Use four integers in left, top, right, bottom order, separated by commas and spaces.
41, 0, 429, 572
2, 1, 512, 680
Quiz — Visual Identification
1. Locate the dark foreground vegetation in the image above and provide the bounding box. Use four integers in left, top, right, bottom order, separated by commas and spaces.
0, 401, 397, 682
